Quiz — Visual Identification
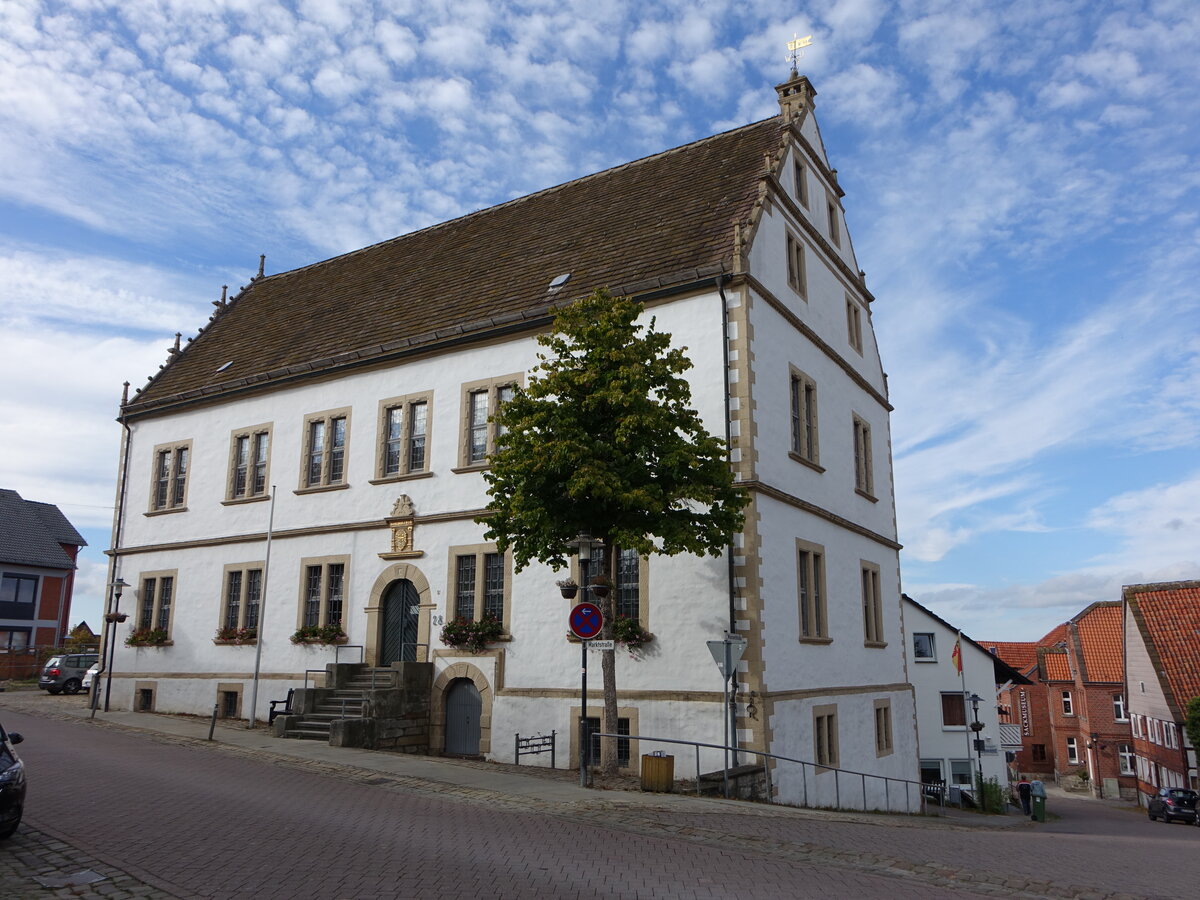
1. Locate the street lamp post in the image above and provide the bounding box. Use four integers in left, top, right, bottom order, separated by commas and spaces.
568, 532, 598, 789
102, 578, 129, 712
968, 692, 985, 799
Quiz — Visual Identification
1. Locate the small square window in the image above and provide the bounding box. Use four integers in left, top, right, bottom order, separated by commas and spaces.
913, 632, 936, 661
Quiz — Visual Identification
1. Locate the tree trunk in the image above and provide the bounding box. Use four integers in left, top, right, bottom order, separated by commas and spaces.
599, 542, 619, 775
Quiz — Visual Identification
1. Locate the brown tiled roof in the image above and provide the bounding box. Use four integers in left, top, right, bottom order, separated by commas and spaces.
1071, 601, 1123, 683
981, 641, 1039, 675
1124, 580, 1200, 717
1041, 647, 1073, 681
126, 117, 786, 415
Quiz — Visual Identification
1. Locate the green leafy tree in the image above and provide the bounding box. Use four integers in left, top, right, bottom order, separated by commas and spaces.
480, 289, 748, 772
1185, 697, 1200, 753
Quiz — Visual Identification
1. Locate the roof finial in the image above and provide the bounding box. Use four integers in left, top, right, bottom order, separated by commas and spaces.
787, 33, 813, 77
170, 332, 181, 355
256, 254, 265, 279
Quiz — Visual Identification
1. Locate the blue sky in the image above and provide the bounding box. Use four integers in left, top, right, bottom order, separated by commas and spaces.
2, 0, 1197, 642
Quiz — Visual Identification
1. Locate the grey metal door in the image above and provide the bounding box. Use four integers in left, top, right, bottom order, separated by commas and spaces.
444, 678, 481, 756
380, 580, 420, 665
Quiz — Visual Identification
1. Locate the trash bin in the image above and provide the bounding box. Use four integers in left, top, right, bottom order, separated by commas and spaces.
1030, 780, 1047, 822
641, 752, 674, 792
1031, 794, 1046, 822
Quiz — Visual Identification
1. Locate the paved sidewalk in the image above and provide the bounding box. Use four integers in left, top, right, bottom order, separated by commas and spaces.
2, 690, 1159, 900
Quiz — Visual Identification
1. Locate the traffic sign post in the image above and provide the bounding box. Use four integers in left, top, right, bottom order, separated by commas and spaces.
707, 633, 747, 797
569, 600, 604, 788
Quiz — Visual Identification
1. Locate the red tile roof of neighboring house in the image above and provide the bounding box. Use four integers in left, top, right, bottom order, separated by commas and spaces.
1039, 623, 1068, 648
1124, 580, 1200, 717
1041, 648, 1073, 681
1071, 601, 1124, 683
980, 641, 1039, 675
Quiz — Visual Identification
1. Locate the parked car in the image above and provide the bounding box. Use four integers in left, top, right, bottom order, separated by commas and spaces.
38, 653, 98, 695
81, 662, 101, 691
1147, 787, 1198, 824
0, 720, 25, 839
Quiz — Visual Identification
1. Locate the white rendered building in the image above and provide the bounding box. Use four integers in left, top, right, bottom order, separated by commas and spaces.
903, 596, 1025, 799
106, 73, 919, 808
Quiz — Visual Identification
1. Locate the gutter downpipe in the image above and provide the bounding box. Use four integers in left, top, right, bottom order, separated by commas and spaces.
717, 273, 740, 767
94, 410, 132, 717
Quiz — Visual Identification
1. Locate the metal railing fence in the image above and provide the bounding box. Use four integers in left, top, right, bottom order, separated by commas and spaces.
595, 731, 945, 816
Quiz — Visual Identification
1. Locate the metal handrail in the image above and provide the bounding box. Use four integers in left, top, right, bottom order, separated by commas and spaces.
594, 731, 943, 815
302, 668, 327, 692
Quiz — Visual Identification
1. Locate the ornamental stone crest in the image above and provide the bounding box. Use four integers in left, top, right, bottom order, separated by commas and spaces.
380, 494, 422, 560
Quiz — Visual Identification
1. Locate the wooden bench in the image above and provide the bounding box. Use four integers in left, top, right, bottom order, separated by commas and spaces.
268, 689, 295, 724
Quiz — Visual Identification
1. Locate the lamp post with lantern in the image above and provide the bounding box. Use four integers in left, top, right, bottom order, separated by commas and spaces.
101, 578, 129, 713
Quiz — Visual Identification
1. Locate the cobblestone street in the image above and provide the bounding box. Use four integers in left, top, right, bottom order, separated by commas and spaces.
0, 692, 1189, 899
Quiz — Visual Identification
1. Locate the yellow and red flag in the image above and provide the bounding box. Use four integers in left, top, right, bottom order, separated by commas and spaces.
951, 632, 963, 674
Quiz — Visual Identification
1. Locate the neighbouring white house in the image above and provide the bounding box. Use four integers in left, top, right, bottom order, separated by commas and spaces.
103, 70, 919, 809
903, 595, 1029, 801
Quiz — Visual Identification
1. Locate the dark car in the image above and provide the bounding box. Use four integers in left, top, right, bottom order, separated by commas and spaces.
0, 721, 25, 839
38, 653, 98, 695
1147, 787, 1198, 824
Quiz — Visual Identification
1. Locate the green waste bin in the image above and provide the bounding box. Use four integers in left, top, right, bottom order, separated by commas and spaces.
1031, 794, 1046, 822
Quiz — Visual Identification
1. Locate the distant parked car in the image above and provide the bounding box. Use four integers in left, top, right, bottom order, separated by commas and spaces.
1148, 787, 1198, 824
0, 720, 25, 839
81, 662, 101, 691
38, 653, 98, 695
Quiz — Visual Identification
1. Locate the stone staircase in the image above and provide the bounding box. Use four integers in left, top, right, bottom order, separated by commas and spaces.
274, 662, 431, 752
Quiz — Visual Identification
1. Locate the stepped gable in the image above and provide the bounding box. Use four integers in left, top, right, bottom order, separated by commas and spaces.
127, 117, 784, 414
1124, 580, 1200, 715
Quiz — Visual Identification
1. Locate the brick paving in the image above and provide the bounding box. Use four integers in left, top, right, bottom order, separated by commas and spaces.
0, 690, 1179, 899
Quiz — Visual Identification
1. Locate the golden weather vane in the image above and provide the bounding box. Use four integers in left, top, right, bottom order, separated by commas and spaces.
787, 33, 813, 75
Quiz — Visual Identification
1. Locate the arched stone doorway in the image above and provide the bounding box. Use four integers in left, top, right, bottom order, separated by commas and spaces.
444, 678, 482, 756
431, 663, 493, 756
366, 563, 432, 666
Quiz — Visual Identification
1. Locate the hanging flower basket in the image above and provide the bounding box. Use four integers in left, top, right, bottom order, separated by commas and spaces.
440, 615, 505, 653
213, 626, 257, 645
125, 627, 170, 647
290, 624, 348, 645
556, 579, 579, 599
589, 576, 612, 598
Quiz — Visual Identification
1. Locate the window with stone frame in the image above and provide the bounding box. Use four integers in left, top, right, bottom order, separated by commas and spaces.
137, 572, 176, 637
846, 295, 864, 354
789, 367, 820, 467
813, 705, 839, 768
584, 546, 644, 624
227, 425, 271, 501
149, 440, 191, 512
376, 393, 432, 480
796, 539, 828, 641
786, 232, 807, 300
827, 195, 841, 247
874, 699, 893, 757
852, 414, 874, 497
793, 158, 809, 208
450, 544, 510, 631
221, 564, 263, 634
458, 375, 521, 468
861, 561, 884, 645
300, 409, 350, 489
298, 558, 348, 629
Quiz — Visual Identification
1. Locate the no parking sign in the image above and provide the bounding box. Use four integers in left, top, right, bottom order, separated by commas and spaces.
569, 603, 603, 640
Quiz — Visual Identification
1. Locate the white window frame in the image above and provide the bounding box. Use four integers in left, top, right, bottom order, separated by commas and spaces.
1061, 690, 1074, 716
1066, 736, 1079, 764
912, 632, 936, 661
1118, 743, 1135, 776
1112, 693, 1127, 722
